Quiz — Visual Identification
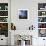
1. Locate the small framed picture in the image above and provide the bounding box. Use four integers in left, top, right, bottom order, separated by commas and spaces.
11, 23, 16, 30
18, 9, 29, 19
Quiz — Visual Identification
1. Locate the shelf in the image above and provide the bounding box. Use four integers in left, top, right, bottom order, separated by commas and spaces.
38, 15, 46, 17
0, 10, 8, 11
38, 3, 46, 37
38, 22, 46, 23
0, 16, 8, 17
0, 22, 8, 23
0, 3, 8, 37
38, 10, 46, 11
38, 28, 46, 29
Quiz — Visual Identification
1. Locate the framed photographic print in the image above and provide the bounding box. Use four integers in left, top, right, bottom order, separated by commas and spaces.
18, 9, 29, 19
11, 23, 16, 30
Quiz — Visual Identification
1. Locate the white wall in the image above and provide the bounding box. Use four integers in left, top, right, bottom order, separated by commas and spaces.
11, 0, 46, 30
11, 0, 46, 46
11, 0, 38, 45
11, 0, 38, 30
